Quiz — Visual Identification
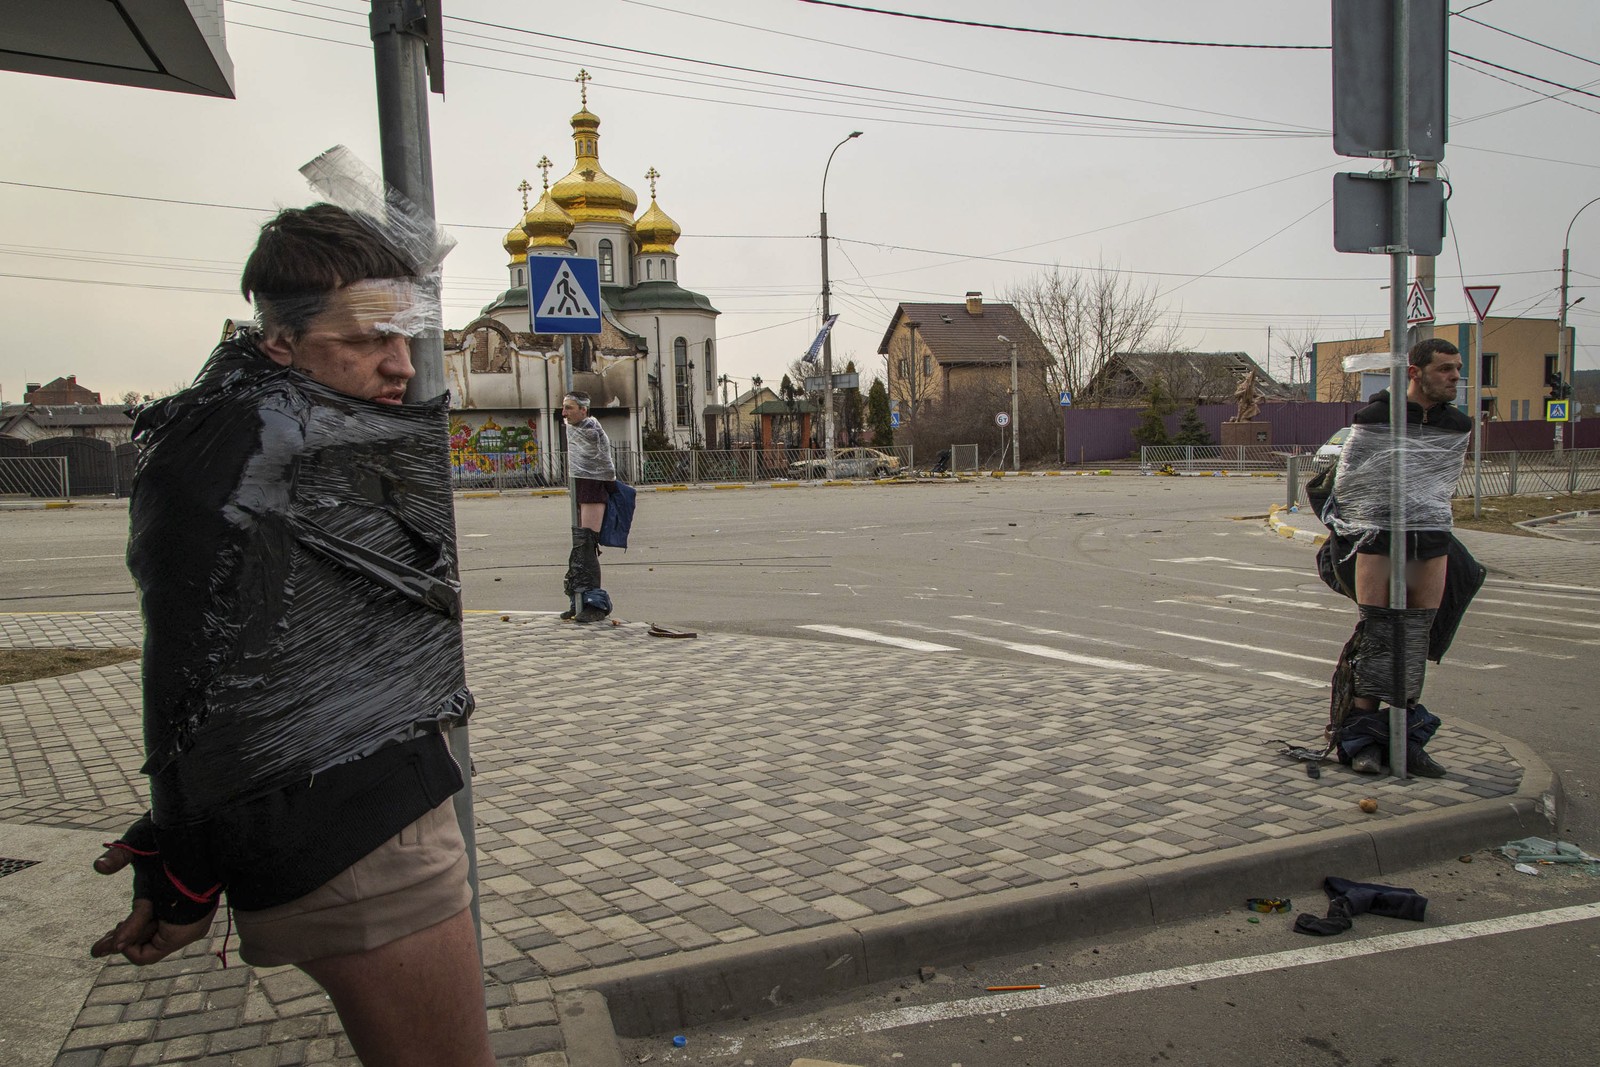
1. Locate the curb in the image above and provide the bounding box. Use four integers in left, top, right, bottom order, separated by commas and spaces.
555, 727, 1558, 1049
1266, 503, 1328, 546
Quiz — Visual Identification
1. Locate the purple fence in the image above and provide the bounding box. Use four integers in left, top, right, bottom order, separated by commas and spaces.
1061, 404, 1596, 464
1061, 403, 1363, 464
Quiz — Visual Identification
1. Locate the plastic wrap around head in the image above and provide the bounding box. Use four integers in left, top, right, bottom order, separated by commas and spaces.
1328, 423, 1469, 545
257, 277, 442, 344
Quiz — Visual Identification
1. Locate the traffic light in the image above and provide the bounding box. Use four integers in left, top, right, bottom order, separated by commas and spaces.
1546, 372, 1572, 400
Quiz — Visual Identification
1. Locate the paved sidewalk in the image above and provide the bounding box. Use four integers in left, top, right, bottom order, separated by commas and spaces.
1, 596, 1556, 1066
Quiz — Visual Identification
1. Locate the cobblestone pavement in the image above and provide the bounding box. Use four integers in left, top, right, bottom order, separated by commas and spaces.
0, 607, 1532, 1066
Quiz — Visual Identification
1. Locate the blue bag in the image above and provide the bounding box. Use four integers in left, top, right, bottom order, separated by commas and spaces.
598, 480, 636, 549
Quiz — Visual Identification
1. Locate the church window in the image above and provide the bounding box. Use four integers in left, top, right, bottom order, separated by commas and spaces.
659, 258, 668, 278
703, 340, 715, 391
645, 259, 653, 280
674, 338, 691, 426
598, 239, 614, 283
515, 268, 523, 286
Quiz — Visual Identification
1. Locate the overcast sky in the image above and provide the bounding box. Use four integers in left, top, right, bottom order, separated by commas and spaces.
3, 0, 1597, 406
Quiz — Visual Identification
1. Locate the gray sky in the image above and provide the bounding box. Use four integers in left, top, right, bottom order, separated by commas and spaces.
3, 0, 1597, 406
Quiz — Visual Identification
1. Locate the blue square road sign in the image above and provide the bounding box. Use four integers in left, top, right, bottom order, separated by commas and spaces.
528, 255, 602, 335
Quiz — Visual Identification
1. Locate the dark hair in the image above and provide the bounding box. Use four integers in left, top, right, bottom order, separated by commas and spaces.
564, 391, 591, 408
241, 204, 412, 338
1409, 337, 1459, 369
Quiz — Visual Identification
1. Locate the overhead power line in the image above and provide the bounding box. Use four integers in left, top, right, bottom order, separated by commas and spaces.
791, 0, 1328, 49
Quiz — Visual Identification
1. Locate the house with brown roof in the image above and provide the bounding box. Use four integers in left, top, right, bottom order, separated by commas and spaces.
876, 292, 1050, 427
1, 376, 135, 445
1084, 351, 1287, 407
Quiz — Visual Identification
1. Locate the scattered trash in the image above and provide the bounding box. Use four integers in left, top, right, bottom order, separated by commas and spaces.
1246, 898, 1291, 913
1273, 740, 1333, 767
1514, 863, 1540, 876
648, 624, 697, 639
918, 966, 936, 982
1247, 916, 1261, 924
500, 614, 510, 622
1459, 855, 1473, 863
672, 1036, 687, 1048
1306, 762, 1321, 780
1359, 798, 1378, 813
986, 984, 1043, 992
1294, 876, 1427, 937
1499, 837, 1598, 865
634, 1055, 653, 1064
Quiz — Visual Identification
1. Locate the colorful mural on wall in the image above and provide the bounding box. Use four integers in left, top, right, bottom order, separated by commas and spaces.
449, 413, 543, 482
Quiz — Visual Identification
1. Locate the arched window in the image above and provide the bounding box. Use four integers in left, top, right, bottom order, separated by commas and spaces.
572, 338, 594, 374
659, 258, 668, 278
598, 239, 614, 283
703, 339, 715, 391
673, 337, 691, 426
645, 259, 653, 280
515, 267, 523, 286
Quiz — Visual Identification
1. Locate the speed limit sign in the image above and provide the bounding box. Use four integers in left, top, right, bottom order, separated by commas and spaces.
995, 412, 1009, 427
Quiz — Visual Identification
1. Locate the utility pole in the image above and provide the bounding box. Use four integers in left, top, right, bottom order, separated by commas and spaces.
718, 373, 732, 449
1557, 196, 1599, 453
905, 320, 920, 425
369, 0, 479, 944
819, 132, 862, 478
998, 334, 1020, 470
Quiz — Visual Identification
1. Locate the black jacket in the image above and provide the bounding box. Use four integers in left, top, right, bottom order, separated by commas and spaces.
1353, 388, 1472, 433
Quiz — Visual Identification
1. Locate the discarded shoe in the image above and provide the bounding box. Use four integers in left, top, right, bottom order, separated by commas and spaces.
1351, 748, 1384, 775
1407, 749, 1448, 778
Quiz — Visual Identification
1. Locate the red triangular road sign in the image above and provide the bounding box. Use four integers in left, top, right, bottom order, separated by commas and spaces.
1464, 285, 1499, 322
1406, 281, 1434, 325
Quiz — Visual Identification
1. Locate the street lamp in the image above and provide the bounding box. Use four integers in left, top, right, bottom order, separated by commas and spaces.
1558, 195, 1600, 451
997, 334, 1020, 471
820, 130, 863, 478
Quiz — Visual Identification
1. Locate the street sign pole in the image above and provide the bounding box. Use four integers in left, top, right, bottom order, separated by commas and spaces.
1384, 0, 1413, 781
1464, 285, 1499, 519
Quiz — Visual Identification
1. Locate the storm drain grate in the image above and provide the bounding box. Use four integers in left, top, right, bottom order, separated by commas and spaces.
0, 858, 40, 878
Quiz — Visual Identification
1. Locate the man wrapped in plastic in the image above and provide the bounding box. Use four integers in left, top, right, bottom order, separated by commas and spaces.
559, 390, 616, 622
90, 200, 494, 1066
1320, 338, 1473, 778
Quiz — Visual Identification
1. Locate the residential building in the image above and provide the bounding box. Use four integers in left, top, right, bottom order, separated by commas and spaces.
1309, 318, 1572, 422
1083, 351, 1286, 407
875, 292, 1049, 427
1, 377, 134, 444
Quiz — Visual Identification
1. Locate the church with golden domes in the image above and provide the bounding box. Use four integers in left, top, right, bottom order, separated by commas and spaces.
444, 71, 719, 479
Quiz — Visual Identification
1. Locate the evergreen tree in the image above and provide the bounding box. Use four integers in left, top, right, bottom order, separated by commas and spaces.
1173, 404, 1212, 446
867, 378, 894, 446
1130, 381, 1174, 447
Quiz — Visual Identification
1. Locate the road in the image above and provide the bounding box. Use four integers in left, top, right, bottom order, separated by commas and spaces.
5, 478, 1598, 1065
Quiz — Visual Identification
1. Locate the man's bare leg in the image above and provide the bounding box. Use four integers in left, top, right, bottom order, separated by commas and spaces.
1351, 551, 1447, 712
299, 907, 494, 1067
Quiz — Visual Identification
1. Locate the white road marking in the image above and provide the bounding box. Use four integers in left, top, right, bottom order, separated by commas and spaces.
773, 902, 1600, 1048
1, 554, 125, 563
1149, 628, 1328, 664
886, 620, 1162, 672
797, 625, 956, 652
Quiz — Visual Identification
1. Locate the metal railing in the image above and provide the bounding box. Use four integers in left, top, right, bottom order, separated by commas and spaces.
1140, 444, 1307, 472
1282, 448, 1600, 508
0, 456, 70, 500
451, 445, 919, 490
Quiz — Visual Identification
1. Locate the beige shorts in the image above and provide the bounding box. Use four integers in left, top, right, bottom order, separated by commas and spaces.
234, 798, 471, 968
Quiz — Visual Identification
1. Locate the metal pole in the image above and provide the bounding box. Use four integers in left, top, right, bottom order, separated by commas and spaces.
820, 132, 862, 480
370, 0, 481, 942
1558, 244, 1569, 455
1473, 318, 1484, 518
1010, 339, 1021, 471
1385, 0, 1411, 780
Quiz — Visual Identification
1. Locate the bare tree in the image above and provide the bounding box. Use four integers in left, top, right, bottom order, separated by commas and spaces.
1268, 322, 1325, 399
884, 329, 937, 425
1004, 262, 1183, 407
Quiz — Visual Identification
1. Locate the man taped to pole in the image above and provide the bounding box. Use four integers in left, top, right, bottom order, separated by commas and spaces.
90, 172, 495, 1066
1309, 338, 1481, 779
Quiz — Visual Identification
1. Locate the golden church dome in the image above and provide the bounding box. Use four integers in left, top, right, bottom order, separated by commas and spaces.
549, 75, 638, 226
634, 166, 681, 255
502, 223, 529, 263
515, 160, 576, 253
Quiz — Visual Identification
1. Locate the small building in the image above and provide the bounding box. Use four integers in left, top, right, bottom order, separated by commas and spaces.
876, 292, 1049, 424
1310, 318, 1570, 421
2, 377, 134, 445
1084, 351, 1286, 407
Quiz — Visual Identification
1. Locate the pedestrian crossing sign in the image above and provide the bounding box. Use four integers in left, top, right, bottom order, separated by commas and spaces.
528, 255, 602, 335
1405, 281, 1434, 325
1546, 399, 1570, 422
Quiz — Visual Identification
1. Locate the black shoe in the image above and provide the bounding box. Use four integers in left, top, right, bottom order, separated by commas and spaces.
1407, 750, 1448, 778
574, 605, 608, 624
559, 608, 576, 620
1351, 748, 1384, 775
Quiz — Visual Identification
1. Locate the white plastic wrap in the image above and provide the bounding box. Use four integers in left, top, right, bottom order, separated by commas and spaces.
1329, 422, 1468, 540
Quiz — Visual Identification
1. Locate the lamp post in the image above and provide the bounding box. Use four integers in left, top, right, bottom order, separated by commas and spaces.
820, 131, 863, 478
997, 334, 1020, 471
1557, 196, 1600, 452
717, 373, 732, 449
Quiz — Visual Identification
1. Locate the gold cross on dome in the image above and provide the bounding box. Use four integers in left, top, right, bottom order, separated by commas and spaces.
537, 156, 552, 188
517, 179, 531, 211
645, 167, 660, 199
575, 69, 592, 107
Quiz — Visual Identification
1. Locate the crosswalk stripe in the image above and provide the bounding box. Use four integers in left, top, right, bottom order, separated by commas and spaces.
797, 625, 956, 652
